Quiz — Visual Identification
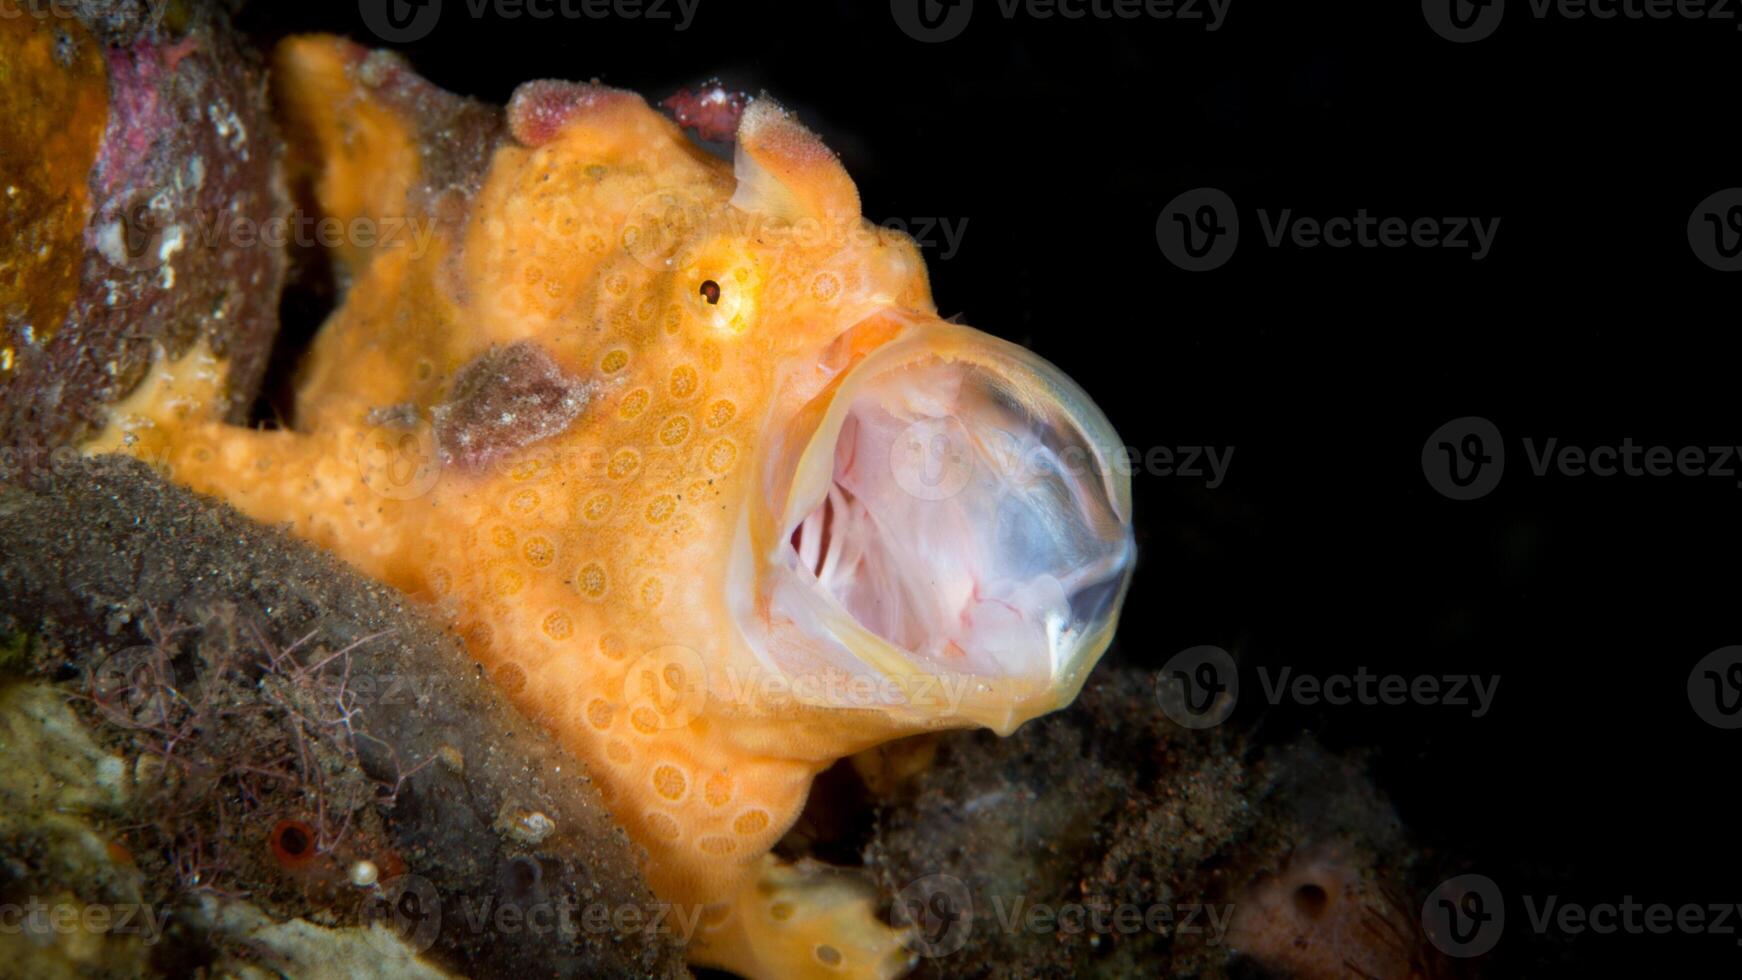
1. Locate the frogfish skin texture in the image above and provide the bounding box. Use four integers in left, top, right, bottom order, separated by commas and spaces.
88, 36, 1136, 980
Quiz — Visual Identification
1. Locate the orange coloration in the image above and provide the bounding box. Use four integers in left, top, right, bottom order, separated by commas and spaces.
0, 14, 108, 377
88, 36, 1135, 980
105, 839, 135, 867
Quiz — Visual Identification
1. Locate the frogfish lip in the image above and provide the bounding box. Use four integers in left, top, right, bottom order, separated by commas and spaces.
733, 311, 1135, 736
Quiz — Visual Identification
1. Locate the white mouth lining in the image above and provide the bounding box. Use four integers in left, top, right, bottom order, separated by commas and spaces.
778, 357, 1110, 683
729, 321, 1136, 727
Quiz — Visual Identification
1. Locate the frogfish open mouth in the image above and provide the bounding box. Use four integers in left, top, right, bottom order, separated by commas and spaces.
87, 36, 1136, 979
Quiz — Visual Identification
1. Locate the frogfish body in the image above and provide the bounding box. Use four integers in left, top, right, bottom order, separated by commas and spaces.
89, 37, 1135, 979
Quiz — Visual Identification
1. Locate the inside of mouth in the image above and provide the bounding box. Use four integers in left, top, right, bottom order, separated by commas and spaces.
783, 356, 1130, 681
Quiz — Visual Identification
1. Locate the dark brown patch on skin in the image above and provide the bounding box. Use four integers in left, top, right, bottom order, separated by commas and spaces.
433, 341, 593, 470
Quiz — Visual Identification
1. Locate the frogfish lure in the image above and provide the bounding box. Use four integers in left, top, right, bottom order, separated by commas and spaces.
88, 36, 1136, 980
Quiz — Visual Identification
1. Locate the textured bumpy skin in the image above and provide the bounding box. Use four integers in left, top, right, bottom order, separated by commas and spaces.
88, 36, 1133, 980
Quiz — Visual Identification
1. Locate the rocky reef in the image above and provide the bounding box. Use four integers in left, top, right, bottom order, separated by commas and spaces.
861, 675, 1460, 979
1, 0, 285, 457
1, 458, 1470, 978
0, 456, 685, 978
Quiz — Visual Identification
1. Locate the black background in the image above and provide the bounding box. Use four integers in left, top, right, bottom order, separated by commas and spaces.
242, 2, 1742, 973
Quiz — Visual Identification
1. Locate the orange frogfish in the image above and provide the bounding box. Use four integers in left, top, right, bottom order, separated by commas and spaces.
87, 36, 1135, 980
